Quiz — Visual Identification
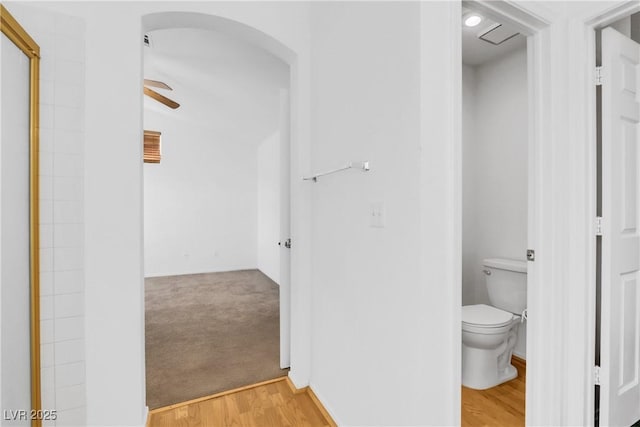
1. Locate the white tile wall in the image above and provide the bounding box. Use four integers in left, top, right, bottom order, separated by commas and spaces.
54, 318, 84, 342
40, 175, 54, 200
54, 270, 83, 294
41, 271, 54, 296
55, 362, 84, 388
5, 4, 87, 426
54, 294, 83, 318
54, 201, 83, 224
40, 224, 54, 248
40, 296, 55, 321
54, 340, 84, 365
53, 247, 83, 271
54, 406, 85, 427
41, 343, 55, 368
53, 130, 83, 154
56, 384, 85, 411
53, 177, 83, 201
40, 199, 54, 224
54, 224, 82, 248
41, 319, 55, 344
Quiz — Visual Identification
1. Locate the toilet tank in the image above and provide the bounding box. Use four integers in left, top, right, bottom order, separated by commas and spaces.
483, 258, 527, 314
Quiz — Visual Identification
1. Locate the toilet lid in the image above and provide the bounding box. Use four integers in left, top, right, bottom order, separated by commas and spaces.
462, 304, 514, 327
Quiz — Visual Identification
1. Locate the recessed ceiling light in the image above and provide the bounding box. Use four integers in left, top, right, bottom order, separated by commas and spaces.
464, 14, 483, 27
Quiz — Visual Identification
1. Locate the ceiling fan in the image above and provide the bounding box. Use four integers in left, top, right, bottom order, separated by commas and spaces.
144, 78, 180, 109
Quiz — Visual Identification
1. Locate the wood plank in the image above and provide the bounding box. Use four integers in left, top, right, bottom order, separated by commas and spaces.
148, 377, 335, 427
150, 376, 287, 414
462, 357, 526, 427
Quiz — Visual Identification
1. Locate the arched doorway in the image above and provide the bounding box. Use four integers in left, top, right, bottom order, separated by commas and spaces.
141, 11, 298, 408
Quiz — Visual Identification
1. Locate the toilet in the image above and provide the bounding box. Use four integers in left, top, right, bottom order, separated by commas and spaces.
462, 258, 527, 390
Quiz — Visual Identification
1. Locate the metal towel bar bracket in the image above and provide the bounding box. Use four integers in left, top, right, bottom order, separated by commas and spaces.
303, 161, 370, 182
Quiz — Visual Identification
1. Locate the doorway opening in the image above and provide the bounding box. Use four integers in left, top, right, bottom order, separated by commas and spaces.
141, 24, 292, 409
460, 3, 530, 425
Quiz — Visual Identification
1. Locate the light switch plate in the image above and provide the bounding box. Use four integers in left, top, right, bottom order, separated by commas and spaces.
370, 202, 385, 228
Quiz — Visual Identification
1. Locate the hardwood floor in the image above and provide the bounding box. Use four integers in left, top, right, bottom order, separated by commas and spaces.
148, 377, 335, 427
462, 356, 526, 427
149, 358, 525, 427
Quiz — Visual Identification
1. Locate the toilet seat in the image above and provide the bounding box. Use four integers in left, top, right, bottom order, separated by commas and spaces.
462, 304, 514, 328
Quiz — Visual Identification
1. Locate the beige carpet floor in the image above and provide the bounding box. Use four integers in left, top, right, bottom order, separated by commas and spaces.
145, 269, 288, 409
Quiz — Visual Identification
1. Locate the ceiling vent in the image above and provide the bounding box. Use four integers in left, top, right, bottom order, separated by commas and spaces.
478, 23, 520, 45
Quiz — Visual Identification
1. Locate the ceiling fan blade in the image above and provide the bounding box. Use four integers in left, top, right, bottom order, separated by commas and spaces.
144, 79, 173, 91
144, 87, 180, 109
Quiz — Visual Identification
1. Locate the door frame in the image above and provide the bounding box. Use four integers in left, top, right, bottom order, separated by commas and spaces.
460, 2, 554, 425
579, 2, 640, 424
462, 1, 640, 425
141, 11, 310, 388
456, 1, 634, 425
279, 87, 291, 369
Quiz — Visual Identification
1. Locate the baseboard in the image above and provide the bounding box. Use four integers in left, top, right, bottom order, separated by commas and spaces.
144, 267, 261, 279
512, 354, 527, 366
285, 378, 337, 427
286, 376, 308, 394
286, 371, 309, 390
144, 406, 150, 427
148, 376, 287, 415
307, 386, 339, 427
513, 350, 527, 361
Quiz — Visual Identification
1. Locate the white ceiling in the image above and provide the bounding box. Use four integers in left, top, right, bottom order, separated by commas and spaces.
461, 8, 527, 66
143, 27, 289, 147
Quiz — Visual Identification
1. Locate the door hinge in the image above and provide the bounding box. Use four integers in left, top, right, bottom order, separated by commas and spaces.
596, 216, 603, 236
593, 365, 601, 386
596, 66, 603, 86
284, 238, 292, 249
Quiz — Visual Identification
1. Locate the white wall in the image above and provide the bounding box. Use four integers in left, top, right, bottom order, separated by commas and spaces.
462, 48, 528, 303
462, 48, 528, 357
143, 27, 287, 278
4, 4, 87, 426
257, 132, 281, 284
462, 64, 477, 307
143, 113, 259, 277
309, 2, 460, 425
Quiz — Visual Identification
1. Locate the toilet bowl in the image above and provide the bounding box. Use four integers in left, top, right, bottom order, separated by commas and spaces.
462, 304, 520, 389
461, 258, 527, 390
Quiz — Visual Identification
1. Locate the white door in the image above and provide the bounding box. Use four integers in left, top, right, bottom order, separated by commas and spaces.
601, 27, 640, 427
279, 88, 291, 369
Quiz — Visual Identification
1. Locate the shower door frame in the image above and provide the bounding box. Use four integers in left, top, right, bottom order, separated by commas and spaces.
0, 5, 42, 426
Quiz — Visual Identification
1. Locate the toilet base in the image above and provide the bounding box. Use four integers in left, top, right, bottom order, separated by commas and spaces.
497, 363, 518, 385
462, 318, 521, 390
462, 358, 518, 390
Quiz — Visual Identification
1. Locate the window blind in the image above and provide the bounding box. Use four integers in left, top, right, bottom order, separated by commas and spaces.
144, 130, 161, 163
